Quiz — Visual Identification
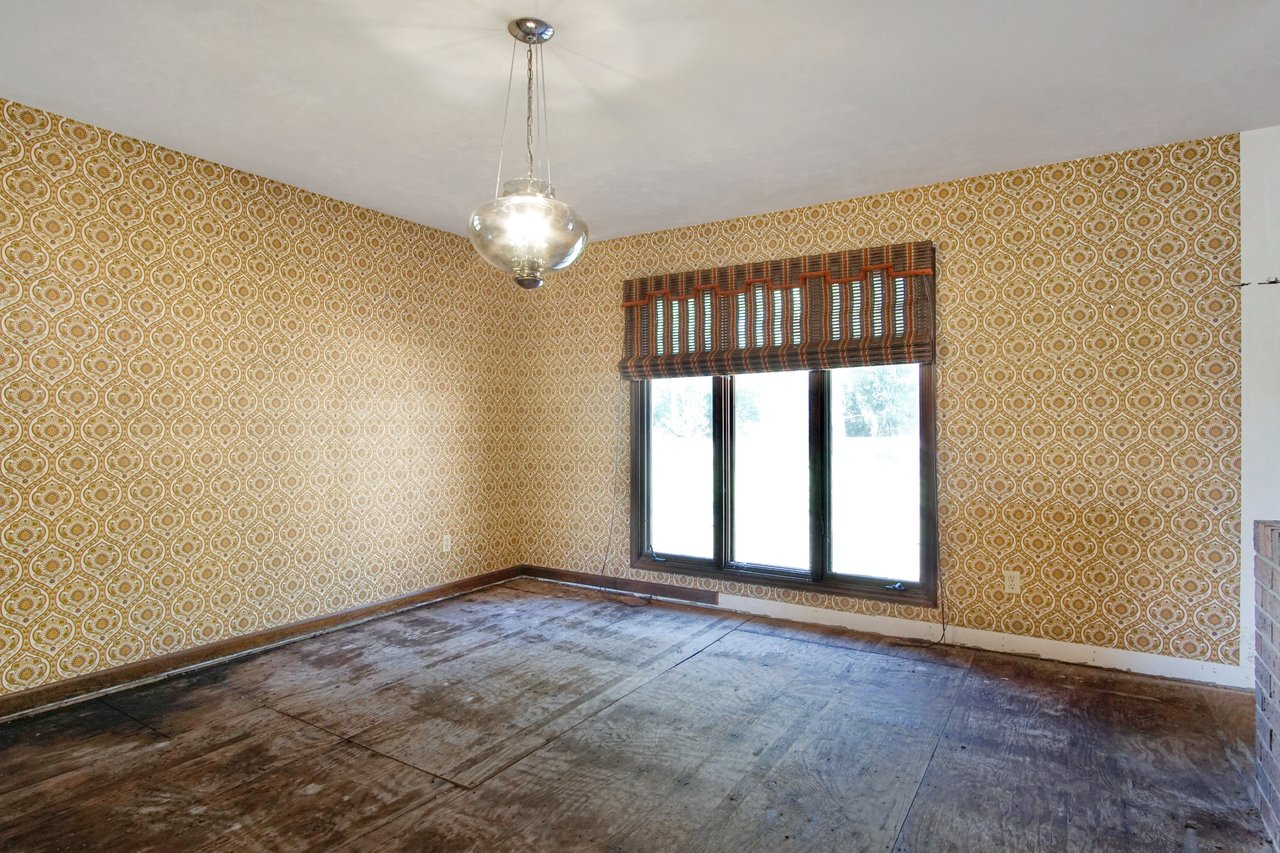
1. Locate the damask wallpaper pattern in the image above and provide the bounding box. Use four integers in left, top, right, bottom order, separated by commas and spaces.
511, 135, 1242, 664
0, 98, 521, 694
0, 95, 1243, 696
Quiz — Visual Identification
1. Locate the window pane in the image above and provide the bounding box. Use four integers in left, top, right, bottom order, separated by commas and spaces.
732, 370, 809, 571
830, 364, 920, 582
649, 376, 713, 559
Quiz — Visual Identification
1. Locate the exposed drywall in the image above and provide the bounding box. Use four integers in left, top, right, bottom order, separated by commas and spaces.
1241, 125, 1280, 683
511, 135, 1243, 664
0, 99, 520, 695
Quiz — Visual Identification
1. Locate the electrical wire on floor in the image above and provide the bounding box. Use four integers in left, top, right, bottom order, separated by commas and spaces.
922, 578, 949, 648
603, 591, 652, 608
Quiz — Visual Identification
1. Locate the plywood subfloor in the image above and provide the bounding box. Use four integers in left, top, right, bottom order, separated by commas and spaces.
0, 579, 1266, 851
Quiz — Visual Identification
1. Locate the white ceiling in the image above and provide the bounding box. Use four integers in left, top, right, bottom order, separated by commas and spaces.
1, 0, 1278, 240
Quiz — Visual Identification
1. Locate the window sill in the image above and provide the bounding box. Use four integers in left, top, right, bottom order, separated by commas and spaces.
631, 554, 938, 608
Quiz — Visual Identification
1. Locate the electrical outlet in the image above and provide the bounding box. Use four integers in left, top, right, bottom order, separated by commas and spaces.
442, 534, 452, 553
1002, 570, 1021, 595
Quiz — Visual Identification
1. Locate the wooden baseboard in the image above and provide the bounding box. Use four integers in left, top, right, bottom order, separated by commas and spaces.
4, 557, 1244, 723
515, 564, 719, 605
0, 567, 522, 723
0, 564, 717, 724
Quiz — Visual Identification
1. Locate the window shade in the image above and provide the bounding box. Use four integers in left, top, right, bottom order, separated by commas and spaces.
620, 241, 935, 380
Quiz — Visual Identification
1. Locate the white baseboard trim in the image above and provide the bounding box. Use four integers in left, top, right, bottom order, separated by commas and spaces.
718, 594, 1252, 689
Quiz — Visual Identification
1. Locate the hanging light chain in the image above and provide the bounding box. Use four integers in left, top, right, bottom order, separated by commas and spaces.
538, 41, 551, 185
525, 42, 535, 179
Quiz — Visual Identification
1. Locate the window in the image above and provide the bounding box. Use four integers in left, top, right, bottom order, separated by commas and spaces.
631, 363, 937, 604
620, 240, 937, 605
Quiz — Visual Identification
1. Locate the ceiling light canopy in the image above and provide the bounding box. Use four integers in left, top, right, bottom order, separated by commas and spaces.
468, 17, 588, 290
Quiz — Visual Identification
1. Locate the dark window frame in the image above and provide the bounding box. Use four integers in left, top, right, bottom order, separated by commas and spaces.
630, 364, 938, 607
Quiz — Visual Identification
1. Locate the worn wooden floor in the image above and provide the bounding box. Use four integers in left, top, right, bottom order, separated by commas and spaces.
0, 579, 1267, 852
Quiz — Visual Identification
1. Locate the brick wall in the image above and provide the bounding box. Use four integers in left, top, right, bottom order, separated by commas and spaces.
1256, 519, 1280, 841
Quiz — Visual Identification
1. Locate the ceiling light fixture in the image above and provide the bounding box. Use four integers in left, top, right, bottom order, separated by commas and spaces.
468, 17, 588, 290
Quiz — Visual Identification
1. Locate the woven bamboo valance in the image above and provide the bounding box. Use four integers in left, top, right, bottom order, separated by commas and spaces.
619, 241, 936, 380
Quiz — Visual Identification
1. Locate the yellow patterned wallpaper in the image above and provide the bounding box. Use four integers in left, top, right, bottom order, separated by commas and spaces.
0, 94, 1243, 696
511, 135, 1242, 664
0, 99, 521, 695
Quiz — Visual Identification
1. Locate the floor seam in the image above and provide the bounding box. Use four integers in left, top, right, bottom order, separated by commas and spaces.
96, 696, 173, 740
607, 630, 891, 852
889, 653, 974, 852
269, 706, 469, 787
260, 597, 608, 716
326, 600, 663, 749
459, 622, 743, 792
237, 709, 471, 852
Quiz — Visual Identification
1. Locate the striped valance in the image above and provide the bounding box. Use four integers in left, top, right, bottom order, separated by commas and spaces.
619, 241, 936, 380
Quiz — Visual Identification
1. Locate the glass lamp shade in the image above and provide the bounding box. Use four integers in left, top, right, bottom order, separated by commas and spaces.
468, 178, 588, 289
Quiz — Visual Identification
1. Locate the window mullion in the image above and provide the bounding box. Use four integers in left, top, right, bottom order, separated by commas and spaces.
918, 362, 939, 599
713, 374, 732, 571
809, 370, 829, 583
629, 380, 650, 562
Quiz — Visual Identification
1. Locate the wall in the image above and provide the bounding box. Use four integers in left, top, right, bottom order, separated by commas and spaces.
513, 135, 1243, 666
0, 95, 1248, 696
1242, 125, 1280, 685
0, 99, 519, 695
